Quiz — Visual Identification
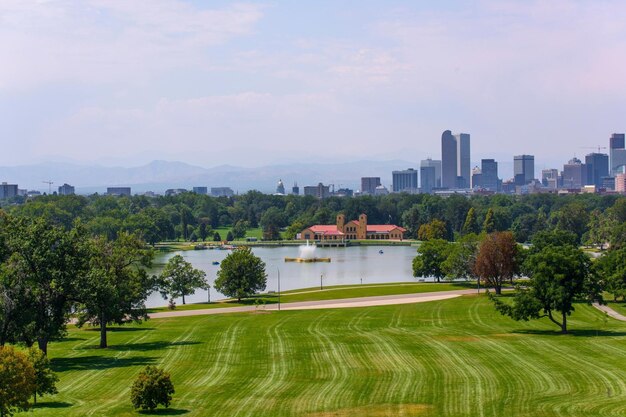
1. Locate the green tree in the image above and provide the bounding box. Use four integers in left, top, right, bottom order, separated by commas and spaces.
2, 217, 88, 354
412, 239, 450, 283
0, 346, 35, 417
482, 208, 495, 233
474, 231, 518, 294
584, 209, 613, 250
27, 346, 58, 404
461, 207, 479, 235
260, 207, 286, 241
595, 248, 626, 301
130, 366, 175, 411
231, 220, 249, 239
491, 244, 596, 333
417, 219, 447, 241
226, 231, 234, 242
442, 233, 480, 280
159, 255, 207, 306
214, 247, 267, 301
213, 231, 222, 242
76, 233, 155, 349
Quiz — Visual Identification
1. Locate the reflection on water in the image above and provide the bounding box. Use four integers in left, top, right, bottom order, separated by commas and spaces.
147, 245, 420, 307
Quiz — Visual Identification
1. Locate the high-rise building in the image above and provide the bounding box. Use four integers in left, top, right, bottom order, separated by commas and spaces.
420, 158, 442, 188
58, 183, 75, 195
192, 186, 208, 195
0, 182, 18, 199
392, 169, 418, 193
514, 155, 535, 185
292, 182, 299, 195
481, 159, 500, 191
420, 166, 436, 194
303, 183, 330, 199
542, 169, 559, 189
562, 157, 587, 189
610, 133, 626, 175
585, 153, 609, 188
360, 177, 381, 195
441, 130, 470, 188
211, 187, 234, 197
276, 179, 285, 195
471, 166, 482, 189
107, 187, 131, 197
616, 173, 626, 193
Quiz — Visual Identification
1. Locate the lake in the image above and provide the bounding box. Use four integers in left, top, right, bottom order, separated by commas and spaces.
148, 245, 422, 307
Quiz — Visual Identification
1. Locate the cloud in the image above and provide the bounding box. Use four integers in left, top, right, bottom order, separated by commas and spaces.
0, 1, 265, 90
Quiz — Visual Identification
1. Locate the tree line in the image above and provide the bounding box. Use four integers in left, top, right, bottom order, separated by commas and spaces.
5, 191, 626, 244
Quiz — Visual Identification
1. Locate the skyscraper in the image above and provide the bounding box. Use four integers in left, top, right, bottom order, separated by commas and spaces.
585, 153, 609, 188
514, 155, 535, 185
562, 157, 587, 189
361, 177, 381, 195
481, 159, 500, 191
610, 133, 626, 175
392, 169, 418, 193
420, 166, 436, 194
420, 158, 442, 188
441, 130, 471, 189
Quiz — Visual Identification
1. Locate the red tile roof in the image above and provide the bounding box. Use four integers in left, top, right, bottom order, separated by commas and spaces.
366, 225, 406, 233
307, 225, 344, 235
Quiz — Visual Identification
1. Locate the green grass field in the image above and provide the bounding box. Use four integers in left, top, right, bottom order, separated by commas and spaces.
148, 282, 477, 312
19, 294, 626, 417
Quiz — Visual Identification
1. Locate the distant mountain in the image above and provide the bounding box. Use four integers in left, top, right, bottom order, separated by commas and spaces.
0, 160, 421, 194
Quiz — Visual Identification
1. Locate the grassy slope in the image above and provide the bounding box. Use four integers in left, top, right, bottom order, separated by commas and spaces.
23, 295, 626, 417
147, 282, 476, 312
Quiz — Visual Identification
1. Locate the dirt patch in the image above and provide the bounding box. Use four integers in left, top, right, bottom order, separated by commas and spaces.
307, 403, 432, 417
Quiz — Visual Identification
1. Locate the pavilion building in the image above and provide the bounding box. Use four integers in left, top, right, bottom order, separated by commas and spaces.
300, 214, 406, 241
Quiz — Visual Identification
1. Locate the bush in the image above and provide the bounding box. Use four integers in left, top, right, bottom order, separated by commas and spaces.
130, 366, 175, 411
0, 346, 36, 417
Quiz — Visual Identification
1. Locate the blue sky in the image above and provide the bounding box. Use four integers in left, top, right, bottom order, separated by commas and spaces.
1, 0, 625, 174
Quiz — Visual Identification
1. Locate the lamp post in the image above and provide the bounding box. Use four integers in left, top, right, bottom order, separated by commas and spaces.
207, 285, 211, 303
320, 273, 323, 291
277, 267, 281, 311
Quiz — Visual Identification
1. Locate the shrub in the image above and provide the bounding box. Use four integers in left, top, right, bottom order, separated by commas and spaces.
130, 366, 175, 411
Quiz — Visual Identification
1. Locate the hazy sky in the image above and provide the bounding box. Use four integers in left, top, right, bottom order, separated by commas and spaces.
1, 0, 625, 169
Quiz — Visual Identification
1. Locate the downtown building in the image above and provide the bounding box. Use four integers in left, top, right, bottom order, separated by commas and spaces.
392, 169, 418, 193
441, 130, 470, 189
610, 133, 626, 176
514, 155, 535, 185
420, 158, 442, 194
360, 177, 381, 195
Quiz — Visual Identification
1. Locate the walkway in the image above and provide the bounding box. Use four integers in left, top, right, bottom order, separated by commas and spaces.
149, 288, 485, 319
593, 302, 626, 322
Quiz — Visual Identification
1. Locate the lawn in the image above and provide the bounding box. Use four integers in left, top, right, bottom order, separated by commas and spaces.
147, 281, 477, 312
20, 294, 626, 417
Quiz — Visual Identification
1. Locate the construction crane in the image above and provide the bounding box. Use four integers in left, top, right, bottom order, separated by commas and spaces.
580, 146, 608, 153
42, 180, 54, 194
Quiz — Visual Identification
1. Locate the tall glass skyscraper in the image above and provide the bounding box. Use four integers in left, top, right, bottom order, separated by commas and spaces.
441, 130, 470, 189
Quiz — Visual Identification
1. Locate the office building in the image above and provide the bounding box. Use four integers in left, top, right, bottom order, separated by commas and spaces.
165, 188, 187, 196
360, 177, 381, 195
292, 182, 299, 195
420, 158, 442, 188
392, 168, 418, 193
441, 130, 470, 188
562, 158, 587, 189
276, 179, 285, 195
303, 183, 330, 199
107, 187, 131, 197
0, 182, 18, 199
211, 187, 234, 197
58, 183, 75, 195
542, 169, 559, 189
374, 185, 390, 195
585, 153, 609, 188
610, 133, 626, 175
471, 166, 482, 188
616, 173, 626, 193
514, 155, 535, 185
481, 159, 500, 192
420, 166, 436, 194
192, 187, 208, 195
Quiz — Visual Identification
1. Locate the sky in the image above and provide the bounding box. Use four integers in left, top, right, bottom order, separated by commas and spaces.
1, 0, 625, 171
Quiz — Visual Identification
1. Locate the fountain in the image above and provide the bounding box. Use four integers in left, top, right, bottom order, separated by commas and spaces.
285, 241, 331, 263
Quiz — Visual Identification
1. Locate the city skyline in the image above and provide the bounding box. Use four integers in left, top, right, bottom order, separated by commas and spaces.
2, 1, 626, 167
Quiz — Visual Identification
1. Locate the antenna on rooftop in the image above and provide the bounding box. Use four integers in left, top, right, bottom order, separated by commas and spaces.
42, 180, 54, 194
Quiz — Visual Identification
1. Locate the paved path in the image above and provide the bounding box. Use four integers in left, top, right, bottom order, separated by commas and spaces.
593, 303, 626, 322
150, 288, 485, 319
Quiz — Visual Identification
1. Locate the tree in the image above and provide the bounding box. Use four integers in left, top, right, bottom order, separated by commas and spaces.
76, 233, 155, 349
159, 255, 207, 305
417, 219, 447, 241
2, 217, 88, 354
226, 231, 234, 242
214, 247, 267, 301
442, 233, 480, 280
595, 248, 626, 301
529, 230, 577, 255
27, 346, 58, 404
130, 366, 175, 411
213, 232, 222, 242
462, 207, 479, 235
0, 346, 35, 417
584, 209, 613, 250
474, 231, 518, 294
412, 239, 450, 283
260, 207, 285, 241
231, 220, 249, 239
491, 244, 595, 333
482, 208, 495, 233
